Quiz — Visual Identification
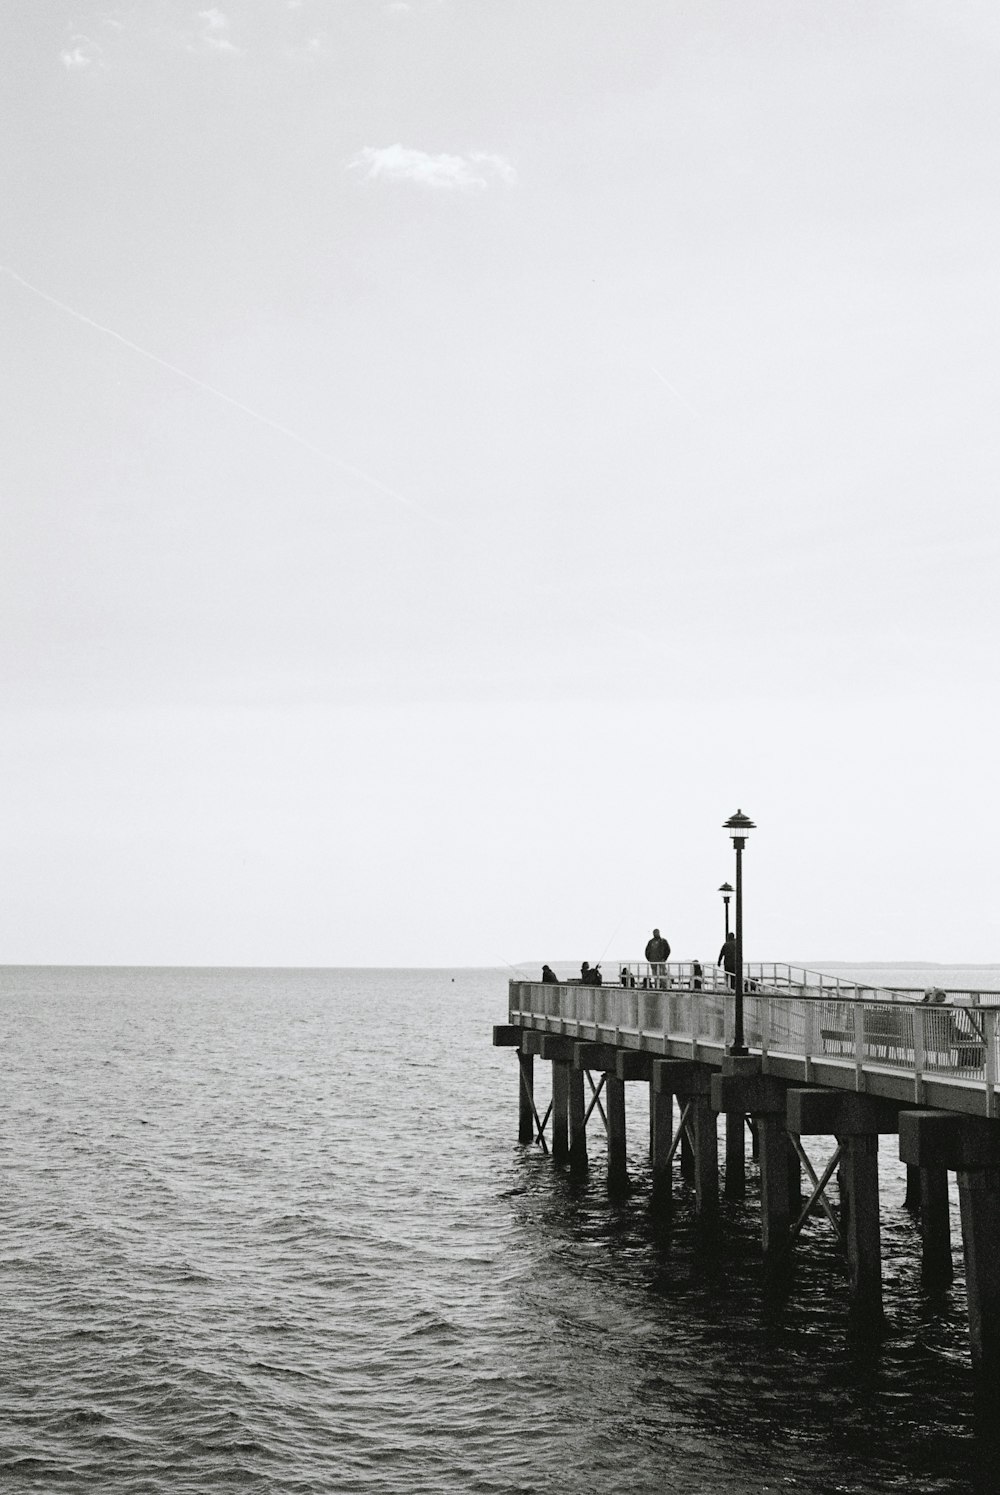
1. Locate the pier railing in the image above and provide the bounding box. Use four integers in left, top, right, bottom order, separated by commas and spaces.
509, 973, 1000, 1115
598, 960, 933, 1002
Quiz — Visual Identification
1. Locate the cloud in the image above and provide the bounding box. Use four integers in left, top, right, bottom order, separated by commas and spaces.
190, 8, 241, 55
60, 35, 103, 69
349, 145, 517, 192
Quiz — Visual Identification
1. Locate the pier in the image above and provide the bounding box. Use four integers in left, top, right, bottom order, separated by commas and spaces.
494, 961, 1000, 1394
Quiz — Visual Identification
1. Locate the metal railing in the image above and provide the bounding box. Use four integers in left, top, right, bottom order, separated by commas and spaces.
556, 960, 914, 1003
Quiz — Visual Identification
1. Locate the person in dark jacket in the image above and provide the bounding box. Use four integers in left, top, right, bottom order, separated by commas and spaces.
644, 928, 671, 987
541, 964, 558, 984
718, 933, 736, 988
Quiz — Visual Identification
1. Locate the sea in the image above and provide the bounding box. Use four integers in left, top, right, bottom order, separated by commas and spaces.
3, 962, 1000, 1495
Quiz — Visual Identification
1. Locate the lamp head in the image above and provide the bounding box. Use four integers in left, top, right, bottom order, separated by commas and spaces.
724, 809, 755, 847
718, 882, 733, 899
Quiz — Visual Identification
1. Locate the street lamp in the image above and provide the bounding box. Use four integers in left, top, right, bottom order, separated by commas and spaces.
718, 883, 733, 941
723, 810, 755, 1055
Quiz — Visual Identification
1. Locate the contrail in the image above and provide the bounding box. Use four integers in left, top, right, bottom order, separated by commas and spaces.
1, 262, 443, 526
650, 364, 700, 418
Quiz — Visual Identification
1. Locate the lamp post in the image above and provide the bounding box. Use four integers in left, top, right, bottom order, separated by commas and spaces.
718, 883, 733, 941
723, 810, 755, 1056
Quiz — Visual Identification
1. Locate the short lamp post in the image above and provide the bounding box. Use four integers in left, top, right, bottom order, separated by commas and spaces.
718, 883, 733, 941
723, 810, 755, 1056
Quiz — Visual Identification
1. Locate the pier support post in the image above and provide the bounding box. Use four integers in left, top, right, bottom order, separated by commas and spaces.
539, 1036, 575, 1163
712, 1060, 790, 1259
693, 1096, 719, 1219
605, 1051, 654, 1194
920, 1167, 953, 1288
551, 1061, 570, 1161
650, 1085, 675, 1209
958, 1168, 1000, 1383
757, 1116, 793, 1259
492, 1025, 535, 1144
655, 1061, 719, 1218
518, 1052, 535, 1143
787, 1141, 803, 1213
788, 1089, 897, 1326
904, 1164, 922, 1210
725, 1111, 746, 1199
606, 1075, 627, 1190
841, 1132, 883, 1325
568, 1067, 587, 1167
900, 1111, 1000, 1385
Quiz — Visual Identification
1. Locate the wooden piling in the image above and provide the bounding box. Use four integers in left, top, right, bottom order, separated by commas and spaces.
725, 1110, 746, 1199
904, 1164, 922, 1210
692, 1096, 719, 1218
919, 1166, 953, 1288
841, 1134, 884, 1324
568, 1066, 587, 1167
551, 1060, 570, 1161
958, 1167, 1000, 1382
518, 1052, 534, 1144
680, 1125, 695, 1181
606, 1075, 627, 1190
712, 1061, 790, 1256
788, 1139, 803, 1214
900, 1110, 1000, 1381
650, 1086, 674, 1210
757, 1116, 792, 1259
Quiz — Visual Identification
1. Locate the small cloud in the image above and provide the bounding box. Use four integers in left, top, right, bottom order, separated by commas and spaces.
468, 151, 518, 187
349, 144, 517, 192
60, 35, 103, 69
188, 8, 241, 55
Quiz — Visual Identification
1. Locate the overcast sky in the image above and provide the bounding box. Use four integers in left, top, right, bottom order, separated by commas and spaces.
3, 2, 999, 967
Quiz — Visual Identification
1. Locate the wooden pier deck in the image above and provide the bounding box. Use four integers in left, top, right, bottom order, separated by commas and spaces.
494, 961, 1000, 1396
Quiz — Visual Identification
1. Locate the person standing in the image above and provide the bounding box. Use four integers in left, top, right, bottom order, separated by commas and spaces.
718, 932, 737, 988
644, 928, 671, 986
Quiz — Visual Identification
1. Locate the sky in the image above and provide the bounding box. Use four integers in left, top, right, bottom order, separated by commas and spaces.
2, 1, 1000, 967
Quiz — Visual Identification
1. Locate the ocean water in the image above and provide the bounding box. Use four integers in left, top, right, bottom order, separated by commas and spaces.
0, 964, 995, 1494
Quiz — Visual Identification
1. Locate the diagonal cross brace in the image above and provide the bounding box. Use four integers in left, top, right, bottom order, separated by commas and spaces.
519, 1062, 551, 1153
789, 1134, 844, 1248
584, 1070, 608, 1133
662, 1099, 695, 1168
